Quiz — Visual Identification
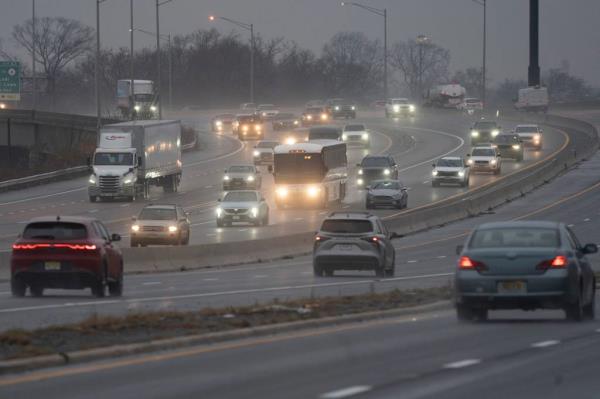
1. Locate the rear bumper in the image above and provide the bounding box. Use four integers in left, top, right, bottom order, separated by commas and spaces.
314, 254, 382, 271
12, 259, 103, 289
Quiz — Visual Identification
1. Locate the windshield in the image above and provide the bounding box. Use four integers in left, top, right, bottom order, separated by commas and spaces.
371, 181, 401, 190
259, 105, 276, 110
362, 157, 391, 167
437, 158, 462, 167
494, 135, 519, 144
344, 125, 365, 132
228, 166, 254, 173
470, 228, 559, 248
309, 130, 340, 140
321, 219, 373, 234
138, 208, 176, 220
238, 116, 258, 123
134, 94, 153, 102
472, 148, 495, 157
392, 99, 408, 104
474, 121, 498, 130
94, 152, 134, 166
515, 126, 539, 133
274, 153, 324, 183
306, 107, 323, 113
216, 114, 234, 120
23, 222, 88, 240
223, 192, 258, 202
256, 142, 279, 149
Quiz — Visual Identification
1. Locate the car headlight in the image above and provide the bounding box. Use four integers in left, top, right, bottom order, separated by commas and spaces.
335, 106, 340, 111
432, 170, 438, 176
250, 207, 259, 217
216, 207, 223, 217
307, 115, 313, 120
471, 130, 479, 137
491, 159, 497, 165
131, 224, 140, 232
150, 105, 157, 112
458, 171, 465, 177
89, 175, 97, 184
123, 176, 133, 185
491, 129, 500, 137
134, 105, 141, 112
255, 124, 262, 131
393, 105, 400, 112
351, 106, 356, 110
262, 112, 267, 117
533, 134, 541, 141
321, 113, 328, 120
512, 144, 520, 150
409, 105, 415, 112
285, 137, 297, 145
247, 175, 255, 182
168, 225, 178, 233
342, 134, 348, 141
307, 186, 321, 198
361, 133, 369, 141
293, 120, 299, 125
383, 169, 391, 176
276, 187, 288, 197
358, 169, 363, 175
215, 120, 223, 127
223, 175, 230, 181
467, 159, 474, 165
357, 178, 364, 185
253, 150, 260, 157
242, 125, 248, 131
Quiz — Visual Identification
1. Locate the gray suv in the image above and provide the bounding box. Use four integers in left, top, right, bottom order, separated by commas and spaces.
313, 212, 401, 277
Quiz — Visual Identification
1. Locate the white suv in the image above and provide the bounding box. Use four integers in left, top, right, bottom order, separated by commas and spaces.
467, 145, 502, 175
385, 98, 416, 118
342, 123, 370, 147
432, 157, 470, 187
514, 124, 543, 150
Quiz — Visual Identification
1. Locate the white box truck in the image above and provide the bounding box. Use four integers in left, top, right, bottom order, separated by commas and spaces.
424, 84, 467, 108
88, 120, 182, 202
515, 86, 549, 112
117, 79, 158, 120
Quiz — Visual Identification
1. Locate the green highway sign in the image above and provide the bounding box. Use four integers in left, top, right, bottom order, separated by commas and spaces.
0, 61, 21, 101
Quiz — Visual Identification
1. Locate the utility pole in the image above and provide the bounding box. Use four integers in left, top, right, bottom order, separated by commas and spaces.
528, 0, 540, 86
130, 0, 134, 119
168, 33, 172, 112
156, 0, 161, 119
32, 0, 36, 111
250, 23, 255, 103
472, 0, 487, 106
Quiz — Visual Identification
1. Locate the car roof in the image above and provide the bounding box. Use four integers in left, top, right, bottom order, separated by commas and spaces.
142, 204, 177, 209
516, 124, 539, 128
440, 156, 462, 160
363, 155, 389, 159
26, 216, 97, 224
324, 211, 378, 221
228, 164, 255, 168
476, 221, 561, 230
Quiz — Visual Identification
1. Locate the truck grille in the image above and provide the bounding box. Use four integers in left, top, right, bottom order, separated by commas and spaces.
99, 176, 120, 193
142, 226, 165, 232
475, 160, 489, 165
437, 171, 458, 177
225, 208, 248, 215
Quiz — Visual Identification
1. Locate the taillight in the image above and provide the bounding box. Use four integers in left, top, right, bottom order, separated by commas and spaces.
537, 255, 567, 270
458, 256, 487, 271
12, 243, 97, 251
361, 236, 381, 246
315, 236, 330, 243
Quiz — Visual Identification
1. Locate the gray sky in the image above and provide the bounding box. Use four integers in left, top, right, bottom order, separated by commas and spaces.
1, 0, 599, 86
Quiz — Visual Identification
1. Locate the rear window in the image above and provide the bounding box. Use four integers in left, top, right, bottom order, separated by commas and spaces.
362, 157, 391, 167
474, 122, 497, 130
472, 148, 495, 157
23, 222, 88, 240
321, 219, 373, 234
515, 126, 539, 133
470, 228, 560, 248
139, 208, 177, 220
344, 125, 365, 132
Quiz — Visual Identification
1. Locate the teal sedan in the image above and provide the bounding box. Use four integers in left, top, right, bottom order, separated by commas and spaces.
455, 221, 597, 322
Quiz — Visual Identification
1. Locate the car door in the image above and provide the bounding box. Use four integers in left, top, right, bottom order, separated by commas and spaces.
375, 219, 394, 266
177, 206, 189, 237
94, 222, 120, 278
389, 157, 398, 178
567, 227, 594, 304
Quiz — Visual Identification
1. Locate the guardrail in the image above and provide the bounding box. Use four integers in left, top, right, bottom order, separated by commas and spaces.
0, 165, 89, 193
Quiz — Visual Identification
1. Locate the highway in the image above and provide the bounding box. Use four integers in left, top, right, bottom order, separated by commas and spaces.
0, 108, 594, 330
0, 109, 567, 252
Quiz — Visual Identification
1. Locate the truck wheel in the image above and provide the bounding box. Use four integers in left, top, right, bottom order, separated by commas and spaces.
91, 280, 105, 298
89, 196, 97, 203
30, 284, 44, 297
11, 278, 26, 297
216, 219, 224, 228
108, 273, 123, 297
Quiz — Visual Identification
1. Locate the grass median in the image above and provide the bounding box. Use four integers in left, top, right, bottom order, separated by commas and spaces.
0, 286, 452, 361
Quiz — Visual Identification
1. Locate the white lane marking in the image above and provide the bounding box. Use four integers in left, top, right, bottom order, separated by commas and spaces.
423, 180, 430, 184
531, 340, 560, 348
190, 220, 215, 227
436, 255, 447, 259
596, 329, 600, 333
0, 272, 453, 314
0, 187, 87, 207
584, 218, 591, 222
120, 204, 130, 207
443, 359, 481, 369
206, 233, 217, 237
17, 220, 28, 224
407, 260, 418, 263
396, 127, 465, 173
253, 275, 268, 279
568, 224, 575, 227
301, 271, 313, 275
204, 185, 214, 189
238, 229, 248, 232
320, 386, 372, 399
88, 209, 99, 213
343, 205, 350, 209
142, 282, 162, 286
203, 278, 219, 282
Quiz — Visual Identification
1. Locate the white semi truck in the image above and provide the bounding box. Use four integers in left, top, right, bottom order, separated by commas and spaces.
424, 84, 467, 108
514, 86, 549, 112
88, 120, 182, 202
117, 79, 159, 120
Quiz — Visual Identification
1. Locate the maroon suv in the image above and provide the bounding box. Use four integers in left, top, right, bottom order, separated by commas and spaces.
10, 216, 124, 298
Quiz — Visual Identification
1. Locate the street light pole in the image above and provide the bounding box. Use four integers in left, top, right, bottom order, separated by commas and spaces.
32, 0, 36, 111
416, 35, 429, 100
473, 0, 487, 105
209, 15, 255, 103
130, 0, 134, 119
95, 0, 109, 130
156, 0, 173, 119
340, 2, 387, 99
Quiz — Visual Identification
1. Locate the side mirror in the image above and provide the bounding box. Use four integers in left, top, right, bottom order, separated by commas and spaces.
261, 197, 266, 202
217, 198, 221, 202
224, 169, 228, 173
466, 154, 471, 157
582, 243, 598, 255
390, 232, 403, 240
179, 218, 187, 222
356, 163, 361, 167
432, 163, 436, 168
111, 233, 121, 242
497, 153, 502, 157
456, 245, 464, 255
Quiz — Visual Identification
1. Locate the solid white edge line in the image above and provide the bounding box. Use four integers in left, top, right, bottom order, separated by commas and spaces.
531, 340, 560, 348
443, 359, 481, 369
320, 385, 372, 398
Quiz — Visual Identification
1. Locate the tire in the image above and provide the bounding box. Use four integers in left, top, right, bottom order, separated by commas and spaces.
91, 279, 105, 298
375, 265, 386, 278
456, 303, 475, 321
30, 284, 44, 297
313, 264, 324, 277
565, 290, 584, 321
108, 272, 123, 297
130, 240, 138, 248
583, 284, 596, 320
216, 219, 224, 228
89, 196, 97, 203
10, 278, 26, 297
262, 213, 269, 226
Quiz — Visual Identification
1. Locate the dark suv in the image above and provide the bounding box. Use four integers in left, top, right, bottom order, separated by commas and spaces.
356, 155, 399, 188
470, 120, 501, 146
326, 98, 357, 119
313, 212, 400, 277
11, 216, 123, 298
493, 133, 524, 161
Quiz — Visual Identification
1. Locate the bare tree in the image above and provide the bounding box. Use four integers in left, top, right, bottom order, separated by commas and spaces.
389, 38, 450, 98
11, 17, 93, 103
320, 32, 383, 99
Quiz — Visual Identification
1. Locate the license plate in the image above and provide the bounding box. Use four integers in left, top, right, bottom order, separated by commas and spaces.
44, 261, 61, 271
232, 216, 241, 220
337, 244, 354, 251
497, 281, 526, 293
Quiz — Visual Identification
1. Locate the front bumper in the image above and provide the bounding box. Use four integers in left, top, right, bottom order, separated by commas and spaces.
88, 185, 135, 198
130, 232, 179, 245
366, 196, 402, 207
433, 175, 466, 184
223, 180, 258, 190
470, 162, 499, 172
218, 213, 259, 224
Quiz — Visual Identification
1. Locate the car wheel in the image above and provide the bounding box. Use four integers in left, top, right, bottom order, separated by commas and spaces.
89, 196, 97, 203
375, 266, 385, 278
583, 284, 596, 320
30, 284, 44, 297
10, 278, 26, 297
324, 269, 334, 277
456, 304, 475, 321
313, 264, 324, 277
130, 240, 138, 248
262, 213, 269, 226
91, 279, 105, 298
108, 273, 123, 297
216, 219, 224, 228
565, 290, 584, 321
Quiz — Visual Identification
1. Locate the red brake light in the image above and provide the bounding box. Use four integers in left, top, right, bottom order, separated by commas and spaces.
537, 255, 567, 270
12, 243, 97, 251
551, 256, 567, 267
458, 256, 487, 271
